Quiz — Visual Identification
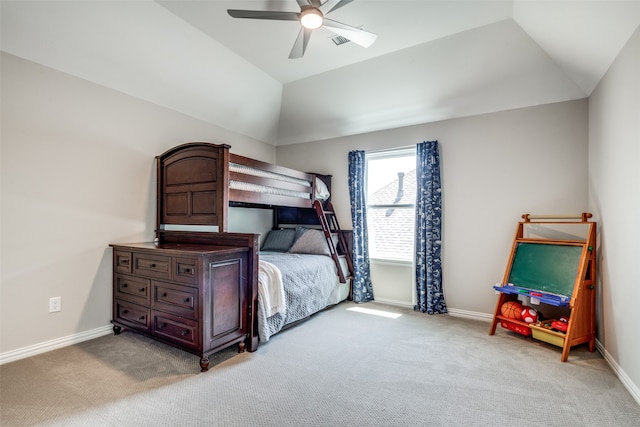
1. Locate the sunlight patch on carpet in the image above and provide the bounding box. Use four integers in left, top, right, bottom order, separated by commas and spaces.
347, 307, 402, 319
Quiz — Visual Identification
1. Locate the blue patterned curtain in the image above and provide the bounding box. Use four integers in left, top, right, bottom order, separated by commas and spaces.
348, 151, 374, 303
414, 141, 447, 314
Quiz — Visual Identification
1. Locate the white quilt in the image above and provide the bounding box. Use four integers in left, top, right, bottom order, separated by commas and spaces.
258, 260, 286, 317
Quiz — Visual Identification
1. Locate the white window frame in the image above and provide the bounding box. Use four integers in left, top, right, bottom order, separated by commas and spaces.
365, 148, 416, 264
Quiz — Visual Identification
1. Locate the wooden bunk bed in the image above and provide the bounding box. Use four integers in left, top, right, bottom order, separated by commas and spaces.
111, 142, 353, 370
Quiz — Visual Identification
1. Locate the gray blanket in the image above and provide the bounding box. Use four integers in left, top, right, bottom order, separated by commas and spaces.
257, 252, 346, 342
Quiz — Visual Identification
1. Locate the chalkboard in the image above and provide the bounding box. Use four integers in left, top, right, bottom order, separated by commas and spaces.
508, 243, 583, 297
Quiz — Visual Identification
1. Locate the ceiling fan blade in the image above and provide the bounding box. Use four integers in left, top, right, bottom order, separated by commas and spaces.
319, 0, 354, 15
289, 27, 313, 59
297, 0, 320, 9
323, 18, 377, 48
227, 10, 299, 21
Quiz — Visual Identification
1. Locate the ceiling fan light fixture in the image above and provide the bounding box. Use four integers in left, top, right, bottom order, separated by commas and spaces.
300, 8, 323, 30
228, 1, 377, 58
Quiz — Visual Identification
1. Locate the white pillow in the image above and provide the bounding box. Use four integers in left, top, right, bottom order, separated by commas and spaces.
314, 177, 330, 201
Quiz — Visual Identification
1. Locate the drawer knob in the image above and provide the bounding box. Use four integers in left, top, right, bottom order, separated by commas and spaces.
158, 323, 167, 329
138, 315, 145, 321
150, 263, 156, 268
138, 288, 145, 293
121, 259, 129, 265
184, 268, 192, 274
184, 297, 190, 303
123, 283, 128, 288
162, 292, 168, 297
181, 329, 190, 336
122, 310, 128, 314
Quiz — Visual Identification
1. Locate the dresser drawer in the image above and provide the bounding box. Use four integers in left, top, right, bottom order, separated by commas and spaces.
115, 300, 150, 332
114, 250, 132, 274
174, 257, 198, 284
153, 313, 199, 350
115, 274, 150, 304
153, 281, 197, 318
133, 252, 171, 280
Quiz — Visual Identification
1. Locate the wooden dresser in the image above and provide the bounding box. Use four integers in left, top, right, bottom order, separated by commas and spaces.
110, 241, 253, 371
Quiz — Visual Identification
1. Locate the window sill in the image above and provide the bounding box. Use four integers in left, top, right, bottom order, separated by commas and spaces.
370, 258, 413, 266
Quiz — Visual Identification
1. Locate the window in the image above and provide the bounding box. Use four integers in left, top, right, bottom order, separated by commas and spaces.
366, 149, 416, 262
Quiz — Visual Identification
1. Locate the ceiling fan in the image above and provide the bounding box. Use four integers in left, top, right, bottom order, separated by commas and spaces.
227, 0, 377, 59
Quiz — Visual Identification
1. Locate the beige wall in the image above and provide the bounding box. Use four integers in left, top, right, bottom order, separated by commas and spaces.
277, 100, 589, 314
0, 53, 276, 355
588, 26, 640, 402
0, 51, 591, 356
3, 37, 637, 404
370, 262, 414, 306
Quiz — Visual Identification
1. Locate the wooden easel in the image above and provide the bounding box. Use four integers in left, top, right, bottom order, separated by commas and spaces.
489, 213, 597, 362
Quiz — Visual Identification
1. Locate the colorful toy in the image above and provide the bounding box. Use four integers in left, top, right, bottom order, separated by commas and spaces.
521, 307, 538, 323
501, 301, 524, 320
551, 320, 568, 332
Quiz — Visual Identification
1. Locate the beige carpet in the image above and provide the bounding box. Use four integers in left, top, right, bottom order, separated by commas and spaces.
1, 302, 639, 426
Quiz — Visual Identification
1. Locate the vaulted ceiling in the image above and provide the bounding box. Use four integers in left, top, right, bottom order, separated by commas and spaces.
2, 1, 639, 145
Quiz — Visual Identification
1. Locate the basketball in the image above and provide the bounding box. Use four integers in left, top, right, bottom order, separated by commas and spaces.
521, 307, 538, 323
501, 301, 524, 320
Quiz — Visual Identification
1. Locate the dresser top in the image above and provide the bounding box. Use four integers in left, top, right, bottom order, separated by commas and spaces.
110, 241, 249, 255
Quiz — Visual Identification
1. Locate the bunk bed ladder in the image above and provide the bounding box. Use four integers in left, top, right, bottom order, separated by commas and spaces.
313, 200, 355, 286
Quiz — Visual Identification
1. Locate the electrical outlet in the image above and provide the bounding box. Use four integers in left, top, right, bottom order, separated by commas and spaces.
49, 296, 61, 313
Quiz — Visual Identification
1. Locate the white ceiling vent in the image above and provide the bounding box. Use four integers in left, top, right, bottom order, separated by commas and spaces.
330, 35, 351, 46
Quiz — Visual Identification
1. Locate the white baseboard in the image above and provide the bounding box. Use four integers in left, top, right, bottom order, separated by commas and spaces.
372, 300, 494, 322
0, 325, 113, 365
447, 307, 493, 322
596, 339, 640, 406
